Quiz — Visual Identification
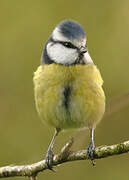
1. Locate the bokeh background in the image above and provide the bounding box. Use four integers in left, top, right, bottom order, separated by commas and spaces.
0, 0, 129, 180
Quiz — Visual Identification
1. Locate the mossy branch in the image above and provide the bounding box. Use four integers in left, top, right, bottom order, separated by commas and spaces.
0, 139, 129, 179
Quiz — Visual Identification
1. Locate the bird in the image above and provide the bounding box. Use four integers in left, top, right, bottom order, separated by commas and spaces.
33, 19, 105, 170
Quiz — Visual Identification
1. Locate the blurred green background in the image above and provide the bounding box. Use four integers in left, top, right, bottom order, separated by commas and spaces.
0, 0, 129, 179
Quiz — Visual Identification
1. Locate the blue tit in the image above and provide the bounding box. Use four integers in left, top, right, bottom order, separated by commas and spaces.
33, 20, 105, 169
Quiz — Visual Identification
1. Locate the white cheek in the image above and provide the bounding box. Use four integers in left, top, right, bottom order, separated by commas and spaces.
47, 43, 78, 65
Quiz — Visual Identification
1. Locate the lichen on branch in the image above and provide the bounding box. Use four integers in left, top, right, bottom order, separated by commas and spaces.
0, 139, 129, 179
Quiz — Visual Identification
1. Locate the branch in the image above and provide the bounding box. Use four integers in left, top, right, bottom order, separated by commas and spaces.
0, 139, 129, 179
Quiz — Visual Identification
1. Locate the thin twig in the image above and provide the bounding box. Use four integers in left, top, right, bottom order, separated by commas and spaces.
0, 139, 129, 178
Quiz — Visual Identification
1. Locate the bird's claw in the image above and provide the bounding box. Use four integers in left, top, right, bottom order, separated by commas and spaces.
87, 141, 96, 166
46, 149, 55, 171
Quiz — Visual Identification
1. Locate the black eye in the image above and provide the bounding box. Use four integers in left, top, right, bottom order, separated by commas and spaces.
62, 42, 76, 49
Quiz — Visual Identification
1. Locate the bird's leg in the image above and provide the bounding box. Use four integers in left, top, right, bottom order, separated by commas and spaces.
87, 128, 95, 166
46, 128, 60, 170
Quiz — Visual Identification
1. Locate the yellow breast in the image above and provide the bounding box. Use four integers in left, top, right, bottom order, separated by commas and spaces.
33, 64, 105, 130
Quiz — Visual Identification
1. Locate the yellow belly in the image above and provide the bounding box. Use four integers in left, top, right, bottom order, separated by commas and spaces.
33, 64, 105, 130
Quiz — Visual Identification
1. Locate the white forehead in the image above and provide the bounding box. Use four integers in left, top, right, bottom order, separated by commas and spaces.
52, 27, 86, 47
53, 27, 68, 42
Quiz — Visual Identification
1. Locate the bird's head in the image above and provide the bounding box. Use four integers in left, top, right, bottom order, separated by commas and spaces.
42, 20, 93, 65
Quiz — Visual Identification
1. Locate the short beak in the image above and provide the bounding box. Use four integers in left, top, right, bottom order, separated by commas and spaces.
84, 51, 93, 64
79, 46, 88, 54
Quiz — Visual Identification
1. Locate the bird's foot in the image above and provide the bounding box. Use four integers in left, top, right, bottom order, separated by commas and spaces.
46, 149, 55, 171
87, 140, 96, 166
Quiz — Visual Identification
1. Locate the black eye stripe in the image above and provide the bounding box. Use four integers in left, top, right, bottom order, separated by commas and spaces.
61, 42, 77, 49
50, 38, 77, 49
